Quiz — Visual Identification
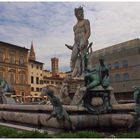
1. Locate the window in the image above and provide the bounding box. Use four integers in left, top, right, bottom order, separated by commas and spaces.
31, 64, 34, 68
9, 52, 15, 64
40, 80, 43, 84
31, 87, 34, 91
40, 66, 42, 70
8, 72, 15, 84
115, 74, 120, 82
0, 49, 4, 62
114, 61, 119, 69
36, 88, 40, 92
122, 60, 128, 68
36, 65, 39, 69
21, 92, 25, 96
19, 56, 24, 65
123, 73, 129, 81
51, 81, 54, 84
19, 73, 25, 84
36, 77, 39, 84
31, 76, 34, 84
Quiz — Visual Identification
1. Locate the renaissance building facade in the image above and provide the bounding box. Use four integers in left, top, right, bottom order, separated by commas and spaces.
91, 38, 140, 100
0, 41, 30, 101
28, 42, 44, 96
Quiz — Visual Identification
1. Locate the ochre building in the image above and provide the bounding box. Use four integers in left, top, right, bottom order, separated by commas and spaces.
28, 42, 44, 96
0, 41, 30, 100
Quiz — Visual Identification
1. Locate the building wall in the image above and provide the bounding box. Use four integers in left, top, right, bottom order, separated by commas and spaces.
28, 60, 44, 96
90, 38, 140, 100
0, 42, 30, 100
43, 77, 64, 88
43, 70, 52, 78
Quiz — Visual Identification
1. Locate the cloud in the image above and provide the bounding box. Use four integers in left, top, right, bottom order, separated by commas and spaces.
0, 2, 140, 71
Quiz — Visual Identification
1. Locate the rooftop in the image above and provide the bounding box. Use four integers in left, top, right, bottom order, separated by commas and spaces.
0, 41, 29, 51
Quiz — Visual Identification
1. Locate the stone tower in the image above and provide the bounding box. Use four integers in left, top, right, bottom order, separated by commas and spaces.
51, 57, 59, 77
29, 41, 36, 61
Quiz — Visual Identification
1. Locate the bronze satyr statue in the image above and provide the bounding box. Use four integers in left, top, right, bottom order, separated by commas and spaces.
85, 57, 110, 90
41, 87, 75, 130
83, 58, 112, 114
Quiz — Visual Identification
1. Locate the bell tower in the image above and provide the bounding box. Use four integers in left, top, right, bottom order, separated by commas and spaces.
29, 41, 36, 61
51, 57, 59, 77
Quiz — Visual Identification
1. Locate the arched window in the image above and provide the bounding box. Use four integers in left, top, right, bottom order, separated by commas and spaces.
115, 74, 120, 82
123, 73, 129, 81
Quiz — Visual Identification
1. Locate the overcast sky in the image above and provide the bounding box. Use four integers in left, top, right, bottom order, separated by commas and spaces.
0, 2, 140, 71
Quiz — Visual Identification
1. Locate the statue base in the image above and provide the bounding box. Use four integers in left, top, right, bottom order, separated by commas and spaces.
84, 86, 113, 114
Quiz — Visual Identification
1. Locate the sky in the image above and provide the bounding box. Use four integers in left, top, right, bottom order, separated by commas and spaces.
0, 2, 140, 71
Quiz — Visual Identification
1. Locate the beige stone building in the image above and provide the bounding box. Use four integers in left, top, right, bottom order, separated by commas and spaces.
43, 76, 64, 88
91, 38, 140, 100
0, 41, 30, 101
28, 42, 44, 96
43, 69, 66, 79
43, 69, 52, 77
